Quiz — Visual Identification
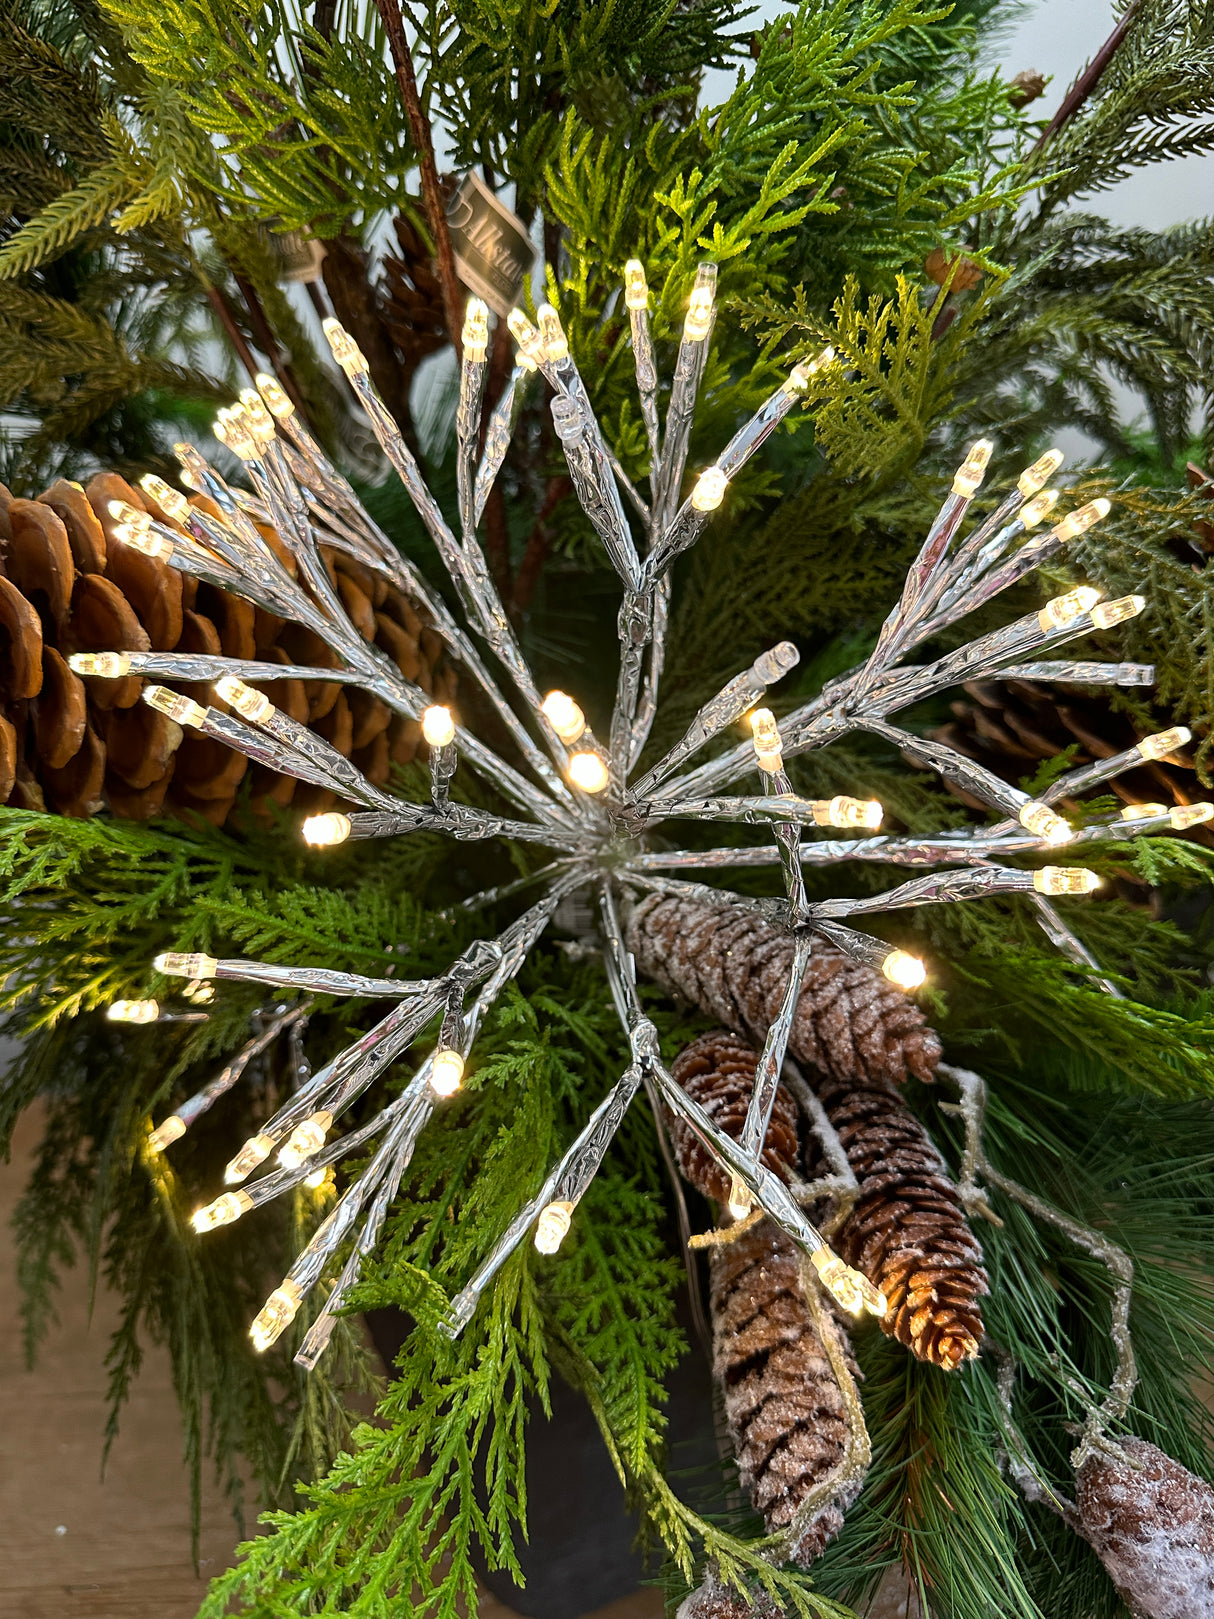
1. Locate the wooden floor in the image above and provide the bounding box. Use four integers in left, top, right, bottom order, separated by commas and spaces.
0, 1101, 664, 1619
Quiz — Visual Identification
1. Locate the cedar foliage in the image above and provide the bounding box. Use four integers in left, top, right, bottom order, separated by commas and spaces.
2, 0, 1214, 1616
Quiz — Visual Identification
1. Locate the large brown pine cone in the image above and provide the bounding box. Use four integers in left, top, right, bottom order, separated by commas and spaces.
668, 1029, 799, 1204
805, 1076, 987, 1370
710, 1218, 863, 1566
0, 475, 454, 823
1075, 1437, 1214, 1619
626, 893, 940, 1088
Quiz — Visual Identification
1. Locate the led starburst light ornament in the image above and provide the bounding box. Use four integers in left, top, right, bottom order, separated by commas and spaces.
81, 262, 1201, 1364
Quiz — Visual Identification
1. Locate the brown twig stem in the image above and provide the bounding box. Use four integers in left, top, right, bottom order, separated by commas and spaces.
1033, 0, 1145, 153
373, 0, 464, 355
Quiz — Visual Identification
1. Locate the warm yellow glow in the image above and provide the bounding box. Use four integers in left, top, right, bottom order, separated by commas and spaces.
727, 1176, 753, 1222
118, 525, 172, 559
683, 282, 714, 341
237, 389, 276, 446
569, 751, 609, 793
536, 303, 568, 363
107, 499, 151, 531
541, 690, 586, 744
1037, 587, 1101, 632
192, 1190, 253, 1233
623, 260, 648, 310
421, 705, 456, 748
1017, 447, 1065, 496
139, 475, 190, 523
69, 652, 132, 678
811, 1249, 887, 1317
224, 1132, 275, 1184
462, 298, 490, 362
1020, 489, 1059, 529
819, 795, 884, 829
1137, 726, 1191, 762
107, 999, 159, 1023
691, 466, 727, 512
784, 346, 835, 393
155, 951, 217, 979
250, 1279, 302, 1351
303, 1165, 331, 1192
882, 950, 926, 991
278, 1111, 333, 1170
430, 1049, 466, 1098
1120, 802, 1168, 820
951, 439, 993, 497
1089, 594, 1145, 630
148, 1115, 187, 1154
215, 676, 273, 724
750, 707, 783, 774
534, 1200, 574, 1254
1171, 803, 1214, 829
1033, 866, 1101, 895
255, 372, 295, 419
323, 319, 368, 378
143, 686, 207, 729
302, 813, 351, 847
506, 308, 544, 370
1019, 800, 1074, 845
214, 406, 257, 461
1053, 498, 1111, 543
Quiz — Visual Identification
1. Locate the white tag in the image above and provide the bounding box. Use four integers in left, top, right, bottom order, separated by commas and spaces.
446, 173, 535, 316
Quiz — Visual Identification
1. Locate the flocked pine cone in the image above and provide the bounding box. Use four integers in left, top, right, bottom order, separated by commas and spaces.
668, 1029, 799, 1204
1075, 1437, 1214, 1619
677, 1566, 781, 1619
805, 1075, 987, 1370
0, 474, 454, 823
626, 892, 940, 1088
709, 1217, 863, 1566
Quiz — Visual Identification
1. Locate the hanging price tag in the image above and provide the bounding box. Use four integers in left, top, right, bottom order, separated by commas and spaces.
446, 173, 535, 316
261, 224, 327, 285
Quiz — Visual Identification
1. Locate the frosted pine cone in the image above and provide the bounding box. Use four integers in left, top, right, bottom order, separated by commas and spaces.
710, 1218, 863, 1566
626, 894, 940, 1088
668, 1029, 799, 1203
677, 1566, 781, 1619
1075, 1438, 1214, 1619
806, 1076, 987, 1370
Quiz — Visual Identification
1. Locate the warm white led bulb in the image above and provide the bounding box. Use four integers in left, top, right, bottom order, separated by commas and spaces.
691, 466, 727, 512
750, 708, 783, 774
784, 346, 835, 393
623, 260, 648, 310
255, 372, 295, 419
148, 1115, 186, 1153
1017, 447, 1065, 496
541, 690, 586, 744
154, 951, 216, 978
1171, 803, 1214, 829
951, 439, 993, 497
1137, 726, 1191, 762
225, 1132, 275, 1184
1053, 498, 1111, 543
192, 1190, 253, 1233
1037, 587, 1101, 632
536, 303, 568, 363
144, 686, 207, 729
107, 499, 151, 531
534, 1200, 574, 1254
569, 751, 609, 793
683, 276, 715, 341
1089, 594, 1145, 630
819, 795, 883, 829
215, 676, 273, 723
727, 1176, 753, 1222
249, 1279, 303, 1351
882, 950, 926, 991
107, 999, 159, 1023
237, 389, 276, 446
1033, 866, 1101, 895
461, 298, 490, 361
811, 1249, 887, 1317
303, 1165, 331, 1192
430, 1049, 465, 1097
69, 652, 132, 678
421, 705, 456, 748
1020, 800, 1074, 844
323, 319, 368, 378
139, 474, 190, 522
1020, 489, 1059, 529
278, 1111, 332, 1170
1120, 802, 1168, 820
506, 308, 544, 370
302, 813, 351, 847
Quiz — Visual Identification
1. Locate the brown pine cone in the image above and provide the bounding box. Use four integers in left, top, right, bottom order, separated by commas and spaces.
1007, 69, 1048, 109
805, 1075, 987, 1370
0, 474, 453, 823
1075, 1437, 1214, 1619
668, 1030, 799, 1204
677, 1567, 781, 1619
924, 246, 983, 292
626, 893, 940, 1088
710, 1218, 863, 1566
